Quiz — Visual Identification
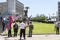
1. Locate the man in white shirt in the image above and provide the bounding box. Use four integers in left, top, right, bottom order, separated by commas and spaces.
20, 18, 26, 40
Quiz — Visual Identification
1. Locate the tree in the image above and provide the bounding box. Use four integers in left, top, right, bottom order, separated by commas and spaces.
31, 14, 48, 22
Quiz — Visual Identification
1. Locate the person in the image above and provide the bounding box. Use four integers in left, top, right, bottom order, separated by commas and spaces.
6, 16, 13, 37
54, 21, 59, 35
2, 18, 5, 31
6, 22, 12, 37
13, 21, 18, 37
20, 18, 26, 40
28, 21, 34, 37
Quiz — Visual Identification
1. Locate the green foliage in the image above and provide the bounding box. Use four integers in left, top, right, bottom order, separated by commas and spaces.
31, 14, 47, 22
15, 17, 22, 22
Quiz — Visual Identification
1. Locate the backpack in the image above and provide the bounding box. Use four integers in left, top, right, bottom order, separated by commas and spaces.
13, 24, 18, 28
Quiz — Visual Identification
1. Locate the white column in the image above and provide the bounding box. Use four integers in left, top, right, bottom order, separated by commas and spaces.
7, 0, 17, 14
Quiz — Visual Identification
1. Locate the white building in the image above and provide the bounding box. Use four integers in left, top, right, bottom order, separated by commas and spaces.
0, 0, 24, 17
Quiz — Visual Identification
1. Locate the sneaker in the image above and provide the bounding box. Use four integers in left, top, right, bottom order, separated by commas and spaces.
20, 38, 21, 40
28, 36, 32, 37
19, 39, 21, 40
24, 39, 26, 40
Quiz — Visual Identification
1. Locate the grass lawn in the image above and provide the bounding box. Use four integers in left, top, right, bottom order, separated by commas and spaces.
32, 22, 55, 34
3, 22, 56, 35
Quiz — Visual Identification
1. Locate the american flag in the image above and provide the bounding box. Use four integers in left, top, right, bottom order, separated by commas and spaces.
12, 14, 20, 21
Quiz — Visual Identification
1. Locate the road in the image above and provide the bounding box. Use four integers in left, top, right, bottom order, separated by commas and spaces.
0, 35, 60, 40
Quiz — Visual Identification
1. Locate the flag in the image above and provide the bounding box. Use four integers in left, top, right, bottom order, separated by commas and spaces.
12, 14, 20, 21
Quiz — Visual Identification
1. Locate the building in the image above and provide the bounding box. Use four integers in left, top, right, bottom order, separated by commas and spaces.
0, 0, 24, 17
58, 2, 60, 21
0, 0, 25, 33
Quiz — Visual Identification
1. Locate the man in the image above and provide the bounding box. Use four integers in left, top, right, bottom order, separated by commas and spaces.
28, 21, 34, 37
2, 18, 5, 31
55, 21, 59, 35
20, 18, 26, 40
13, 22, 18, 37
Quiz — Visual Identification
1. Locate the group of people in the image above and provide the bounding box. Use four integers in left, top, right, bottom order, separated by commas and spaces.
4, 16, 34, 40
1, 15, 60, 40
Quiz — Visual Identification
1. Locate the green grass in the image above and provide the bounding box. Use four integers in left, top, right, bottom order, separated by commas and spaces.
3, 22, 55, 35
32, 22, 55, 34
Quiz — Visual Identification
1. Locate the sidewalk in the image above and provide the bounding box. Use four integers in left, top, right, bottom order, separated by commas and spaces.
0, 35, 60, 40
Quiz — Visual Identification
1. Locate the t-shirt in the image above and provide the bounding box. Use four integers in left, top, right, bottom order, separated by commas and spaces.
13, 24, 18, 28
20, 22, 26, 29
55, 22, 59, 27
29, 24, 33, 30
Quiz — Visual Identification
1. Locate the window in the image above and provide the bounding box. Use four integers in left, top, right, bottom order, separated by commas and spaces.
58, 2, 60, 5
58, 6, 60, 8
59, 18, 60, 21
58, 13, 60, 14
0, 12, 1, 15
58, 9, 60, 11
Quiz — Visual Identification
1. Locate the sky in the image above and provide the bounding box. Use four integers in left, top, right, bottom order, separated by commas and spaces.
0, 0, 60, 17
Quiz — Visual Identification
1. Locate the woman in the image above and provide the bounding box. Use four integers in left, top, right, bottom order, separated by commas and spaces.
6, 16, 13, 37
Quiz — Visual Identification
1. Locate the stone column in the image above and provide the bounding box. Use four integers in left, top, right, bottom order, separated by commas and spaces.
0, 17, 3, 33
7, 0, 16, 14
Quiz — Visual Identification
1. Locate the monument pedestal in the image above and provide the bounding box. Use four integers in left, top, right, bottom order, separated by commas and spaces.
0, 20, 3, 33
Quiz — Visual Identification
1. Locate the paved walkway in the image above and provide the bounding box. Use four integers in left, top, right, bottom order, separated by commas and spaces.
0, 35, 60, 40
